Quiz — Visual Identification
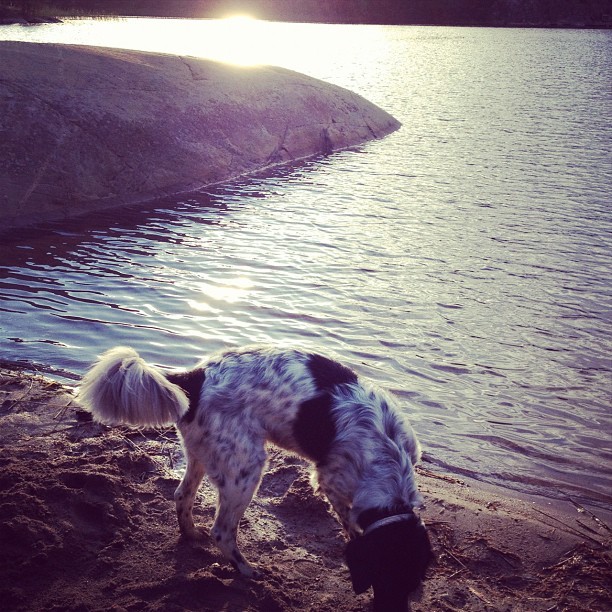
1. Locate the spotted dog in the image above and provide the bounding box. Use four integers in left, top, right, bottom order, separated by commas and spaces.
79, 345, 432, 610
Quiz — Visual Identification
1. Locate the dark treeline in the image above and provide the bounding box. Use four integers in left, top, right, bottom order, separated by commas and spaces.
3, 0, 611, 27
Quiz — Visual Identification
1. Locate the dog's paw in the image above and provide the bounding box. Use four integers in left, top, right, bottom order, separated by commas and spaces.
179, 526, 208, 542
230, 557, 260, 580
238, 564, 262, 581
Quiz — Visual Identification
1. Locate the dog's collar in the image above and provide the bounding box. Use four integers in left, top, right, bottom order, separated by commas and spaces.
363, 513, 415, 536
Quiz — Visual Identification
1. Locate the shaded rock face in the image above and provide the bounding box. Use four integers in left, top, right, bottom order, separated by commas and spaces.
0, 41, 400, 228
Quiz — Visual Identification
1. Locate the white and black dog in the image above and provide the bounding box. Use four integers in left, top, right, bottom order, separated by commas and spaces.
79, 345, 432, 610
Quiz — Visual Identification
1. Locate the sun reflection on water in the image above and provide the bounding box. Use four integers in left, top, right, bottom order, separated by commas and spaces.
189, 277, 255, 311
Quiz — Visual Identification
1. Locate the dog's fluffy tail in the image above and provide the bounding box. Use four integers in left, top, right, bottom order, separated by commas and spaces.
79, 347, 189, 427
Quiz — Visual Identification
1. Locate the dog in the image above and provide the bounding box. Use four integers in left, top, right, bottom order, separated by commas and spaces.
79, 345, 432, 610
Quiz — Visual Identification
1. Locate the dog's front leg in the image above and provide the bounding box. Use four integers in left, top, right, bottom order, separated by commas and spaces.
175, 454, 206, 538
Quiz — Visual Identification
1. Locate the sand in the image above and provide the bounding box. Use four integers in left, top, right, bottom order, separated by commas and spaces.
0, 368, 610, 611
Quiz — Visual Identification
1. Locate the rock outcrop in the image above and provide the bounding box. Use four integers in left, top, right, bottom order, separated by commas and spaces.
0, 41, 400, 229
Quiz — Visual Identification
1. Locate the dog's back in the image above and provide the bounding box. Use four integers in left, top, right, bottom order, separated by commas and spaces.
185, 346, 419, 463
186, 346, 317, 452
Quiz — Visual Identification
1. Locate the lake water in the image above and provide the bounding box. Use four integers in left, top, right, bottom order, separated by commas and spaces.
1, 19, 610, 511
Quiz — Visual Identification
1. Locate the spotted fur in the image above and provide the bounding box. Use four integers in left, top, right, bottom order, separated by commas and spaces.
79, 345, 431, 607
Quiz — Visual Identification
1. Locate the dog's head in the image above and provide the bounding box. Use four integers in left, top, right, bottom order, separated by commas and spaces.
345, 513, 433, 612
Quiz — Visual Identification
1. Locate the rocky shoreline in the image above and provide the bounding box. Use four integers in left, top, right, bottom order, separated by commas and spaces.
0, 41, 399, 231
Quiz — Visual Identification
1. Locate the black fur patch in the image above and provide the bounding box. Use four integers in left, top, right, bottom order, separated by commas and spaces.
166, 368, 205, 423
293, 394, 336, 463
307, 353, 358, 392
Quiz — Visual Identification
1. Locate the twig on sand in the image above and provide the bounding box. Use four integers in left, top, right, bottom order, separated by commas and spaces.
461, 536, 519, 569
545, 549, 581, 571
2, 375, 35, 411
0, 369, 26, 382
448, 567, 467, 580
467, 585, 491, 605
121, 433, 160, 463
119, 431, 173, 476
567, 497, 611, 534
445, 547, 468, 569
531, 507, 605, 546
417, 467, 466, 486
488, 545, 519, 568
427, 519, 452, 527
52, 398, 75, 430
576, 519, 604, 536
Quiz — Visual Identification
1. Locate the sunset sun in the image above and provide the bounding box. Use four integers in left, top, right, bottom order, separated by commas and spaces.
206, 14, 263, 65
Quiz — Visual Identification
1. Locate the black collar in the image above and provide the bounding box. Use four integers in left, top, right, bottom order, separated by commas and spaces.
357, 506, 416, 532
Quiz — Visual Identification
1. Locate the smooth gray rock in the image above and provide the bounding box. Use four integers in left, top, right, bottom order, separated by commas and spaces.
0, 41, 400, 229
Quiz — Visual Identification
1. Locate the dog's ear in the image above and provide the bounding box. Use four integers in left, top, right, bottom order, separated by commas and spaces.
345, 536, 375, 594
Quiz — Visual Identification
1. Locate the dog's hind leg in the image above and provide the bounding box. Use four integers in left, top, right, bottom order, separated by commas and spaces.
210, 447, 267, 578
175, 453, 206, 538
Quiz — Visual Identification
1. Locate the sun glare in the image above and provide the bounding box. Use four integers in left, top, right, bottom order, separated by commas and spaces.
40, 16, 393, 75
205, 14, 265, 66
188, 17, 393, 77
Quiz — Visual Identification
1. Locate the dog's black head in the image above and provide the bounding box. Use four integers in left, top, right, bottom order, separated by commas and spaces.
345, 512, 433, 612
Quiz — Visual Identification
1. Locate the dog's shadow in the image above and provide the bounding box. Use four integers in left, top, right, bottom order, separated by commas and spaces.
256, 457, 346, 554
130, 557, 253, 610
160, 531, 259, 608
173, 455, 345, 567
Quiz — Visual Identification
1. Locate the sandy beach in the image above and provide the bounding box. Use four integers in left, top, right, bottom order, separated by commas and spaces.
1, 368, 609, 611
